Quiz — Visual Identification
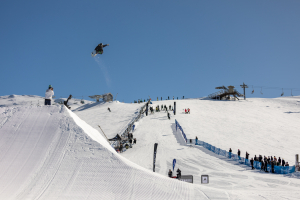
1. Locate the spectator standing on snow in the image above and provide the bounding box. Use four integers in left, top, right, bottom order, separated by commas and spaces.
264, 157, 268, 172
167, 112, 170, 120
246, 152, 249, 160
237, 149, 241, 159
119, 144, 123, 153
176, 168, 181, 179
108, 107, 111, 112
185, 109, 187, 114
195, 136, 198, 145
282, 158, 285, 166
45, 85, 54, 105
254, 155, 257, 161
168, 169, 172, 178
250, 158, 254, 169
271, 161, 275, 173
133, 138, 136, 144
278, 157, 281, 166
285, 162, 289, 167
229, 148, 232, 158
261, 160, 264, 171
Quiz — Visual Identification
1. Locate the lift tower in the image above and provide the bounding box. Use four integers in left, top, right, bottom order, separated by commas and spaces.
240, 83, 248, 100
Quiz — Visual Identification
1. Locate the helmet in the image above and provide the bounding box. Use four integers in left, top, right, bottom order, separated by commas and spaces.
99, 43, 103, 46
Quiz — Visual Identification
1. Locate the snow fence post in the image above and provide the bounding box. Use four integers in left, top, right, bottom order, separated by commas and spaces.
296, 154, 299, 172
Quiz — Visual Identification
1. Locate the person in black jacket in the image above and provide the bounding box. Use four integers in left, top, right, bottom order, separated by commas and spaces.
278, 157, 281, 166
119, 144, 123, 153
282, 158, 285, 166
94, 43, 109, 55
271, 161, 275, 173
168, 169, 173, 178
264, 156, 268, 172
261, 160, 264, 171
176, 168, 181, 179
250, 158, 254, 169
245, 152, 249, 160
229, 148, 232, 158
237, 149, 241, 159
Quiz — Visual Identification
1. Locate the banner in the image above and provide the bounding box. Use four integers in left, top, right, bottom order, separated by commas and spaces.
173, 159, 176, 171
153, 143, 158, 172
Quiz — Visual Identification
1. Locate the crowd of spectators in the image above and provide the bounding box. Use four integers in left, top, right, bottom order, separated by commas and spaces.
230, 148, 289, 173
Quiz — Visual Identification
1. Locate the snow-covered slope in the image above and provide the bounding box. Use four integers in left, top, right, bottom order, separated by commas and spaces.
0, 104, 224, 199
72, 101, 144, 138
120, 97, 300, 199
1, 95, 300, 199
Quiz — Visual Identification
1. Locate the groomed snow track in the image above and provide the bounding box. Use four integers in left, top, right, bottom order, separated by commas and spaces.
0, 105, 218, 200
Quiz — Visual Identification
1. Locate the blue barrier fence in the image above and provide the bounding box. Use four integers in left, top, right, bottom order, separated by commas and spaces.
175, 120, 187, 143
176, 121, 296, 174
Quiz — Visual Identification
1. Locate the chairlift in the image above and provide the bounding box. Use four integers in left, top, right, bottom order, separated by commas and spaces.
260, 87, 263, 95
281, 88, 284, 96
251, 85, 254, 94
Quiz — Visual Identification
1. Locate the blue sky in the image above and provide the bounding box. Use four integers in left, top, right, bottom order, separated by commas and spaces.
1, 0, 300, 102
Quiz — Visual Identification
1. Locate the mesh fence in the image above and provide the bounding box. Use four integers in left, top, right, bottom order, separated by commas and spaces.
176, 120, 295, 174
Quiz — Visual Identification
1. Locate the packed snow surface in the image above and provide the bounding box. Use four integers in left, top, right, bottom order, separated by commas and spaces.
1, 95, 300, 199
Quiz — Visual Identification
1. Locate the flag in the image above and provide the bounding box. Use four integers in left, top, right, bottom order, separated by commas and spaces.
173, 159, 176, 171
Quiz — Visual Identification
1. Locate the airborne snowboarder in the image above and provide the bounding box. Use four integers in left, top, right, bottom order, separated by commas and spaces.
92, 43, 109, 57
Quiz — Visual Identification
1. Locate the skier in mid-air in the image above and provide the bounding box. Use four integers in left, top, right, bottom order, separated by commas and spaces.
92, 43, 109, 57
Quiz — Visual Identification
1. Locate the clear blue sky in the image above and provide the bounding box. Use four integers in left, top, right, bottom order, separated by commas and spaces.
1, 0, 300, 102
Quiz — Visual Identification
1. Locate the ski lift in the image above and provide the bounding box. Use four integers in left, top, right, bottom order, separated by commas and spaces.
251, 86, 254, 94
281, 88, 284, 96
260, 87, 263, 95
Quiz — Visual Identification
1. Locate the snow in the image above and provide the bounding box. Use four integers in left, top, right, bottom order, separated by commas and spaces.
0, 95, 300, 199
